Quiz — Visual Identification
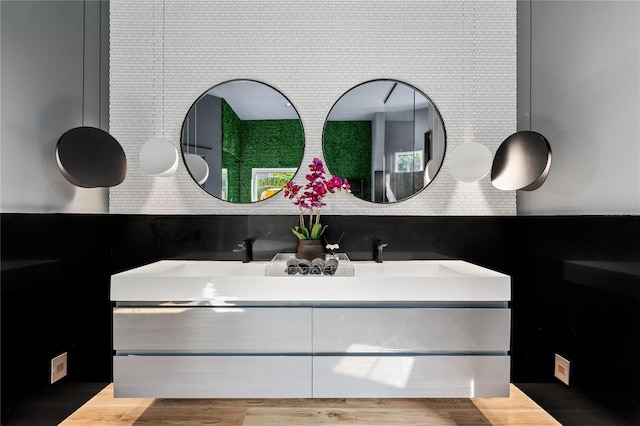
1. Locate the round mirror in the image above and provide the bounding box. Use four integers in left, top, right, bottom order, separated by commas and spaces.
181, 80, 305, 203
322, 79, 446, 203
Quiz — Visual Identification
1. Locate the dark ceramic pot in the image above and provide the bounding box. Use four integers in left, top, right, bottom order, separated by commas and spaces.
297, 239, 324, 261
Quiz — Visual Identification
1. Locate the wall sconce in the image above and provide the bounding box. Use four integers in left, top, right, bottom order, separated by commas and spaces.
138, 0, 179, 179
139, 137, 178, 177
449, 142, 493, 183
56, 126, 127, 188
491, 131, 552, 191
55, 3, 125, 188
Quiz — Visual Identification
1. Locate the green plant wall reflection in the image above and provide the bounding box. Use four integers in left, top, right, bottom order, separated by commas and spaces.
222, 100, 303, 203
323, 121, 372, 201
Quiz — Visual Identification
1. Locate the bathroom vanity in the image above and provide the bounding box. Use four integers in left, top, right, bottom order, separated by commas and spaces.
111, 259, 511, 398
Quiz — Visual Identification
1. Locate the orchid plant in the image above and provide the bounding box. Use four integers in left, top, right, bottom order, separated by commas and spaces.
283, 158, 350, 240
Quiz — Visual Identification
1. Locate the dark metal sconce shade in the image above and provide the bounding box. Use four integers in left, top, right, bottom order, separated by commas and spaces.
491, 131, 551, 191
56, 126, 127, 188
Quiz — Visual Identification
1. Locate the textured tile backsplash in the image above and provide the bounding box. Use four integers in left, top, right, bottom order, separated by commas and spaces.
110, 0, 516, 215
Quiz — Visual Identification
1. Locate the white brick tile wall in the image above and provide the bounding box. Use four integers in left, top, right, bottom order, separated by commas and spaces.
110, 0, 516, 215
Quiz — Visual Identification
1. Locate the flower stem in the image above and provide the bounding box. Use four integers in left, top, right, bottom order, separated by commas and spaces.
298, 206, 304, 229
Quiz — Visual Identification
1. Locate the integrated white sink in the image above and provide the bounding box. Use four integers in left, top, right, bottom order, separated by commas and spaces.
127, 260, 267, 277
353, 260, 493, 277
111, 259, 510, 303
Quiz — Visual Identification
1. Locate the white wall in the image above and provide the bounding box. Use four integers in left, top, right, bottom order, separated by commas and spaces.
517, 0, 640, 215
0, 0, 110, 213
109, 0, 517, 215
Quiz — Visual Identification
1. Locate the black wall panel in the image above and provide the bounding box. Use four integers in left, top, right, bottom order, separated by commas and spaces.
2, 213, 638, 423
1, 214, 112, 421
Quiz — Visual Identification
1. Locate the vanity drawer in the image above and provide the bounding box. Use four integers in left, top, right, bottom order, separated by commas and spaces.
113, 307, 311, 353
313, 308, 510, 353
114, 355, 312, 398
313, 355, 510, 398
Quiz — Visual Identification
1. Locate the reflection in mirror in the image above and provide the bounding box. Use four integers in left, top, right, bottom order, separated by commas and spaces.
181, 80, 304, 203
323, 80, 446, 203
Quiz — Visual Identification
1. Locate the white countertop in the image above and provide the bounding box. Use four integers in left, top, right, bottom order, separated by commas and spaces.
111, 259, 510, 303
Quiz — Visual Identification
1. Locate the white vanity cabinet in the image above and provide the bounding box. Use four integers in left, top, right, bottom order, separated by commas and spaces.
113, 306, 311, 353
113, 355, 312, 398
113, 306, 313, 397
312, 307, 510, 397
111, 260, 511, 398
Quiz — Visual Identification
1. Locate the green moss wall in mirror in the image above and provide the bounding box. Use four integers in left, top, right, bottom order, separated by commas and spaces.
181, 80, 304, 203
323, 79, 446, 203
323, 121, 372, 201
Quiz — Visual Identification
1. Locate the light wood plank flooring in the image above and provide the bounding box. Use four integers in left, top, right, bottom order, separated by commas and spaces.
60, 384, 560, 425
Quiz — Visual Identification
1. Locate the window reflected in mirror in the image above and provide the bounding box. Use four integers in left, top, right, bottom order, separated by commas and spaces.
395, 150, 424, 173
251, 168, 296, 202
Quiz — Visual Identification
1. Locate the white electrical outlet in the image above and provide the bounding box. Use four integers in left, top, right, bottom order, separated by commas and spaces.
51, 352, 68, 384
554, 353, 570, 385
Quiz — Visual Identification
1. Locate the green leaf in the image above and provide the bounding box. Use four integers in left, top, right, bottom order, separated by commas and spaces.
310, 223, 328, 240
291, 226, 309, 240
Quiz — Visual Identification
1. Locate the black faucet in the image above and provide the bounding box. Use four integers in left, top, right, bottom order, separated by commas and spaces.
375, 240, 388, 263
239, 238, 252, 263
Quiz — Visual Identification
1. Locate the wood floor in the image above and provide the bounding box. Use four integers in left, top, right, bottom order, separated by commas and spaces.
60, 384, 560, 425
